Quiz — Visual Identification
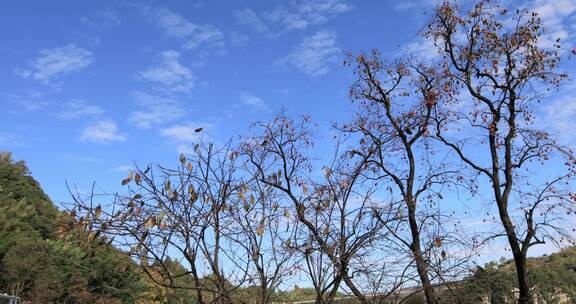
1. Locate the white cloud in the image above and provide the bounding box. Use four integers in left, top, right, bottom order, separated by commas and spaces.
109, 165, 133, 173
234, 8, 268, 32
239, 92, 267, 110
145, 7, 224, 50
80, 120, 126, 144
267, 0, 352, 31
139, 50, 195, 93
393, 0, 440, 11
63, 154, 104, 164
403, 38, 439, 62
54, 100, 105, 120
277, 30, 340, 76
128, 92, 187, 129
0, 132, 21, 147
17, 44, 93, 83
81, 9, 121, 27
160, 124, 210, 142
541, 82, 576, 147
531, 0, 576, 48
5, 91, 51, 111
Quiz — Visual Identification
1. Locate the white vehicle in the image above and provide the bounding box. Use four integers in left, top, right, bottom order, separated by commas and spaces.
0, 294, 20, 304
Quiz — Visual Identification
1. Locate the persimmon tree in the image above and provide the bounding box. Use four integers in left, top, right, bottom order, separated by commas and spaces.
227, 172, 299, 304
240, 114, 394, 304
70, 142, 249, 304
426, 1, 576, 303
342, 51, 470, 304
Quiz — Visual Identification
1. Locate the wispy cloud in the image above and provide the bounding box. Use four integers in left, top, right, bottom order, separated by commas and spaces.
17, 44, 93, 83
267, 0, 352, 31
0, 132, 22, 147
144, 6, 224, 50
277, 30, 340, 76
160, 124, 209, 142
235, 0, 351, 35
62, 153, 104, 164
81, 9, 121, 27
160, 122, 214, 153
5, 91, 51, 111
80, 120, 126, 144
541, 81, 576, 147
393, 0, 440, 11
139, 50, 195, 93
109, 165, 133, 173
239, 92, 267, 110
531, 0, 576, 48
128, 92, 187, 129
54, 100, 105, 120
402, 38, 439, 62
234, 8, 268, 32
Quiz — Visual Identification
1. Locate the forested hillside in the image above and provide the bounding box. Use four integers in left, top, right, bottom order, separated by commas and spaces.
0, 152, 198, 303
439, 248, 576, 303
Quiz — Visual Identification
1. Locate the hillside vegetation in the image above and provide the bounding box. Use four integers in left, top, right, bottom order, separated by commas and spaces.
438, 247, 576, 303
0, 153, 197, 303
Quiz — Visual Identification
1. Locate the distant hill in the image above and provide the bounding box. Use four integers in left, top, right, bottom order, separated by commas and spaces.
0, 152, 149, 303
439, 247, 576, 303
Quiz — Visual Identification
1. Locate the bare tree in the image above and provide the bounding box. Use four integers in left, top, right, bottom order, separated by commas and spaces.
69, 141, 248, 304
426, 1, 576, 303
241, 113, 392, 304
227, 171, 299, 304
343, 51, 469, 304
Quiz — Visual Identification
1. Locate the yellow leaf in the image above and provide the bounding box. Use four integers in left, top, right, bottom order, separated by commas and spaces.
134, 173, 141, 185
256, 225, 264, 236
302, 185, 308, 194
249, 195, 255, 205
190, 192, 198, 203
121, 178, 131, 185
94, 205, 102, 219
144, 217, 156, 228
324, 167, 332, 178
187, 162, 193, 171
284, 209, 291, 219
179, 154, 186, 164
323, 226, 329, 235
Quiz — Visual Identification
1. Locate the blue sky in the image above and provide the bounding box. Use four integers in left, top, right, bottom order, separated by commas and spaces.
1, 0, 575, 241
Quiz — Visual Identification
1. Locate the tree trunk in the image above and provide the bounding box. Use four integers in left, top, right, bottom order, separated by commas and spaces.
408, 199, 438, 304
496, 199, 531, 304
513, 252, 530, 304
